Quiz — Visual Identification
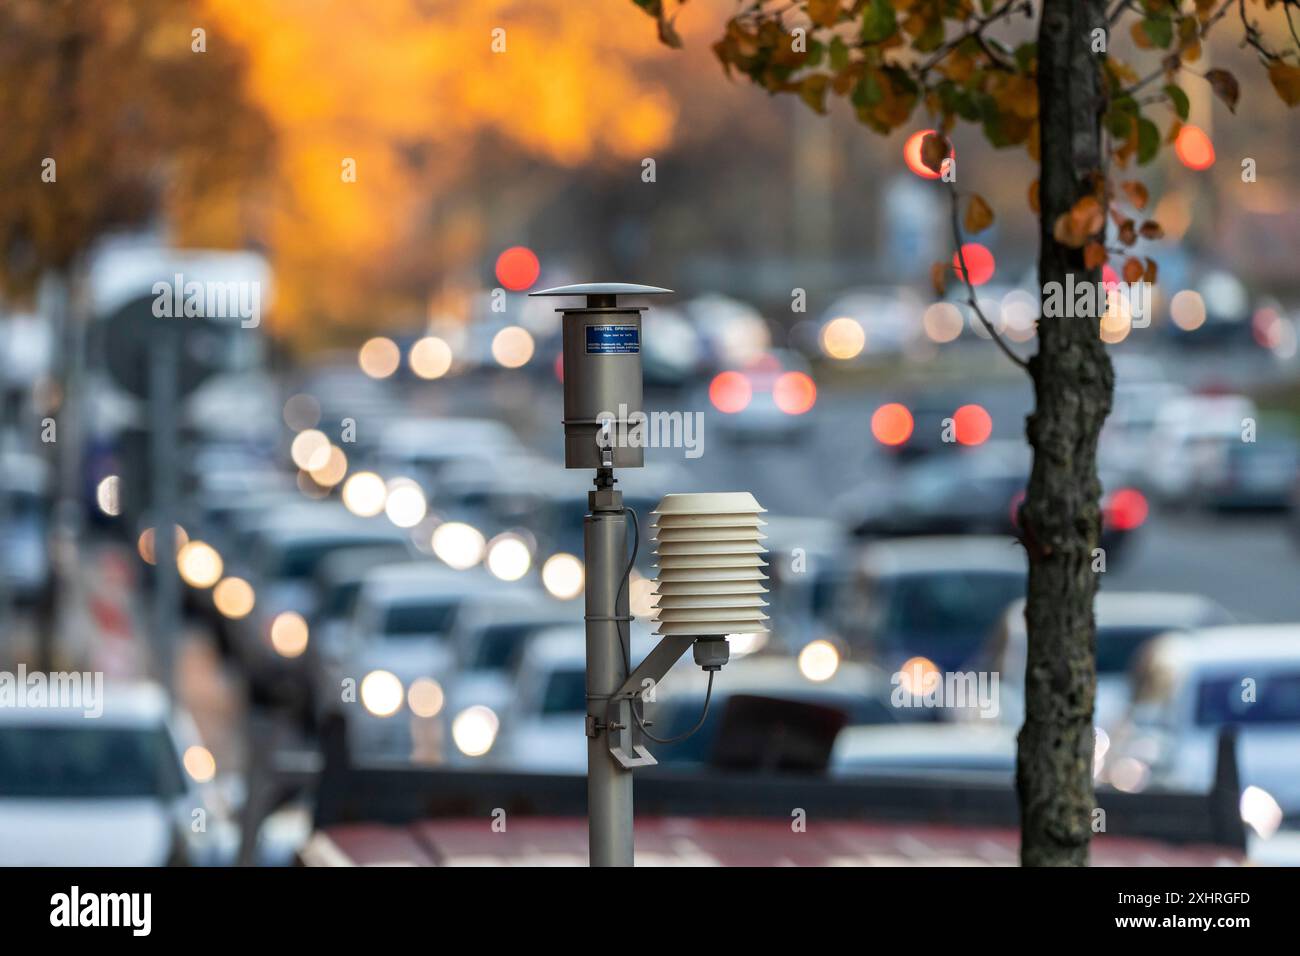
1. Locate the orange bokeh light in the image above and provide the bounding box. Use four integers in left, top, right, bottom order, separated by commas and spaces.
1174, 125, 1215, 171
953, 403, 993, 445
871, 403, 914, 446
773, 371, 817, 415
904, 129, 949, 180
709, 371, 752, 414
952, 243, 995, 286
495, 246, 540, 291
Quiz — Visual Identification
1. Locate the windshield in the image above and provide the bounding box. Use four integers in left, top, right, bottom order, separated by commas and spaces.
382, 600, 459, 637
541, 669, 587, 715
1195, 671, 1300, 726
0, 724, 186, 799
1096, 625, 1171, 674
880, 572, 1025, 654
474, 623, 555, 671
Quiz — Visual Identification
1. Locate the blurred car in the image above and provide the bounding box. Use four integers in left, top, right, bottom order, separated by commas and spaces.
1204, 435, 1300, 511
0, 451, 52, 606
229, 508, 417, 702
1099, 379, 1189, 486
831, 723, 1017, 781
703, 350, 817, 443
0, 681, 222, 866
762, 516, 854, 655
980, 592, 1235, 731
1104, 625, 1300, 823
1143, 393, 1257, 505
331, 563, 520, 761
649, 655, 904, 770
492, 625, 656, 772
838, 440, 1147, 562
831, 535, 1026, 673
443, 595, 578, 725
373, 416, 525, 495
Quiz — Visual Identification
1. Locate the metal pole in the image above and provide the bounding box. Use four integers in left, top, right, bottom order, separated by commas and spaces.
149, 333, 180, 693
585, 473, 633, 866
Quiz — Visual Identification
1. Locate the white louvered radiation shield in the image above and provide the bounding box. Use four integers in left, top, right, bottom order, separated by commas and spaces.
650, 492, 769, 638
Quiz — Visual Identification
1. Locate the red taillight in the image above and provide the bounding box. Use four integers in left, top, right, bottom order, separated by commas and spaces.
709, 371, 752, 414
1106, 488, 1149, 531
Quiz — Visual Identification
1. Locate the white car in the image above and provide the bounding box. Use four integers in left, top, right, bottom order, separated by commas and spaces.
492, 626, 655, 772
374, 416, 525, 494
1103, 625, 1300, 823
1143, 393, 1257, 504
334, 563, 521, 761
981, 592, 1233, 731
0, 681, 225, 865
831, 723, 1017, 780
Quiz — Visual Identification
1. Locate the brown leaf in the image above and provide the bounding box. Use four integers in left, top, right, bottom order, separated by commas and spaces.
930, 261, 947, 298
1119, 220, 1138, 245
807, 0, 843, 29
1084, 242, 1108, 270
1028, 179, 1040, 214
1268, 63, 1300, 107
920, 132, 951, 175
1070, 195, 1105, 238
965, 194, 995, 233
1205, 69, 1240, 114
1121, 180, 1149, 210
1139, 220, 1164, 240
1144, 258, 1158, 284
1122, 257, 1144, 283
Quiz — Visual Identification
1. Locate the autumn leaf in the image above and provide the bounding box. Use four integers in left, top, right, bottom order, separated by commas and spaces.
1269, 63, 1300, 107
1084, 242, 1108, 269
930, 261, 947, 297
1138, 220, 1164, 240
1118, 219, 1137, 245
919, 131, 951, 174
807, 0, 843, 29
1205, 69, 1239, 114
1144, 258, 1158, 284
965, 194, 995, 233
1120, 180, 1149, 210
1122, 257, 1144, 283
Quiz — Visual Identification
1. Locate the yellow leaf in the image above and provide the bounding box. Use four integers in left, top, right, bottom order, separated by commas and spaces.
1268, 63, 1300, 107
1121, 180, 1149, 210
965, 194, 995, 233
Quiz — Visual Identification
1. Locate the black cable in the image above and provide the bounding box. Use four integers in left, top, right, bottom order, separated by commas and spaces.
634, 669, 714, 744
611, 503, 715, 745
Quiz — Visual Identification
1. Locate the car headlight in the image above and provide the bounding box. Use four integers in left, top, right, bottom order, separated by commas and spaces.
360, 670, 404, 717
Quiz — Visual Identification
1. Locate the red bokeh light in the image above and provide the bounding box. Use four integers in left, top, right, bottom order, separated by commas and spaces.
952, 404, 993, 445
1102, 264, 1120, 290
709, 371, 753, 414
1174, 125, 1215, 171
773, 371, 817, 415
871, 403, 914, 446
553, 351, 564, 383
1105, 488, 1149, 531
952, 243, 995, 286
903, 129, 950, 180
495, 246, 541, 291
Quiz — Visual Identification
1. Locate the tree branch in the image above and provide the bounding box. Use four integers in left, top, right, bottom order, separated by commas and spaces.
1124, 0, 1235, 96
915, 0, 1029, 76
944, 180, 1030, 373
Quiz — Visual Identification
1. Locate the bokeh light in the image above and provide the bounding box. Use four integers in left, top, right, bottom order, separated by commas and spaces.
182, 745, 217, 783
1174, 124, 1215, 170
486, 533, 532, 582
309, 445, 349, 488
797, 639, 840, 682
342, 471, 388, 517
820, 316, 866, 359
432, 521, 487, 570
495, 246, 541, 291
408, 677, 446, 719
213, 577, 256, 619
361, 670, 404, 717
384, 477, 428, 528
177, 541, 223, 589
709, 371, 752, 414
772, 371, 817, 415
897, 656, 940, 696
452, 705, 500, 756
542, 552, 585, 600
952, 243, 995, 286
270, 611, 309, 658
409, 335, 454, 379
358, 336, 401, 379
871, 403, 914, 446
95, 475, 121, 517
1169, 289, 1207, 331
290, 429, 331, 471
922, 302, 964, 343
903, 129, 949, 180
491, 325, 535, 368
282, 393, 321, 431
952, 404, 993, 445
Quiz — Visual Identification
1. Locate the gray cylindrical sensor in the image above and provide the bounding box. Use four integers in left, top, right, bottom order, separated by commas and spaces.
530, 282, 672, 470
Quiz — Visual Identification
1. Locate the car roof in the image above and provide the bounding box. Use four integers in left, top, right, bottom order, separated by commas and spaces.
859, 536, 1026, 576
832, 723, 1017, 763
1144, 625, 1300, 672
1002, 591, 1229, 633
0, 679, 170, 727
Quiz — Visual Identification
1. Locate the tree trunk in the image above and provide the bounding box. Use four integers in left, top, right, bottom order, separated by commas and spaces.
1017, 0, 1114, 867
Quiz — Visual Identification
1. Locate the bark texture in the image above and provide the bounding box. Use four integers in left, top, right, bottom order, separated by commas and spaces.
1018, 0, 1114, 867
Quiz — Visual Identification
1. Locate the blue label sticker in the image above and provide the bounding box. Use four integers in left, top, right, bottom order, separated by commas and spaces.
586, 324, 640, 354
